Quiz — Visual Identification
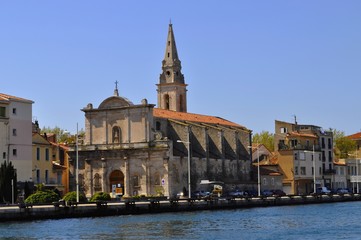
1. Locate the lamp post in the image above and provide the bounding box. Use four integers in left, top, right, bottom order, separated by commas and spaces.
76, 123, 79, 203
312, 145, 316, 194
248, 144, 261, 197
355, 149, 360, 193
177, 139, 191, 199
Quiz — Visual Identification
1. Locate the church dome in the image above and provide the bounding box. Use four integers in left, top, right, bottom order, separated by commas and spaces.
98, 96, 134, 109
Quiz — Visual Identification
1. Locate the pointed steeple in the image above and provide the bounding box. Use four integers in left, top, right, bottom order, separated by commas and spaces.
160, 23, 184, 84
157, 23, 188, 112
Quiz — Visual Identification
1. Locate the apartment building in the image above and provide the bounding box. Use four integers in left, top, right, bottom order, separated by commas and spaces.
274, 120, 334, 194
0, 93, 33, 182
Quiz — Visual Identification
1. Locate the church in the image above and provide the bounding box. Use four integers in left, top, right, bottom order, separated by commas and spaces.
68, 24, 253, 198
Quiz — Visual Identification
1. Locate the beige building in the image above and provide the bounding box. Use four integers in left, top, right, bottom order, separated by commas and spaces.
274, 120, 333, 194
68, 24, 253, 199
0, 93, 33, 182
32, 122, 69, 195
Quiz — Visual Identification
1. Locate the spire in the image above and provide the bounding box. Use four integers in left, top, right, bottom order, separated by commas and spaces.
163, 23, 180, 68
160, 23, 184, 84
157, 23, 187, 112
114, 80, 119, 96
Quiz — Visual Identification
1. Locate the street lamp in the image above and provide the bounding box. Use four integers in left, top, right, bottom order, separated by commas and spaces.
177, 139, 191, 199
312, 145, 316, 194
248, 145, 261, 197
76, 123, 79, 203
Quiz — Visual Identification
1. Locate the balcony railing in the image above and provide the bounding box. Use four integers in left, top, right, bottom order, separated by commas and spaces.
278, 143, 321, 151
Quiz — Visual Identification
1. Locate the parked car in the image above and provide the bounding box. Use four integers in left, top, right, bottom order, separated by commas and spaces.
272, 189, 286, 196
228, 190, 247, 198
261, 190, 274, 196
192, 190, 210, 199
336, 188, 350, 194
316, 187, 331, 194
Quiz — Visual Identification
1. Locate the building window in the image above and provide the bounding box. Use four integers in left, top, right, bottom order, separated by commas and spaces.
263, 178, 267, 185
299, 152, 305, 160
294, 153, 298, 160
271, 178, 275, 186
57, 172, 62, 184
290, 139, 298, 148
133, 175, 139, 187
12, 149, 17, 156
312, 167, 314, 175
12, 108, 16, 115
45, 170, 49, 184
300, 167, 306, 175
164, 94, 170, 110
12, 128, 17, 136
0, 107, 6, 117
328, 151, 332, 162
295, 167, 298, 175
37, 148, 40, 160
2, 152, 6, 160
45, 148, 49, 161
179, 95, 184, 112
280, 127, 288, 133
36, 169, 40, 183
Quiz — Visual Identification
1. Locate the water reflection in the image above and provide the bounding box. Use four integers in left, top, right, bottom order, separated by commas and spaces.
1, 202, 361, 239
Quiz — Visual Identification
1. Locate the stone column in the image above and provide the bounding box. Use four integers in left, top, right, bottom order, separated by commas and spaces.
101, 157, 107, 192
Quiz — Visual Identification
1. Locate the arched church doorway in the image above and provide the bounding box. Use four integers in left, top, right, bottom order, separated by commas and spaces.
109, 170, 125, 196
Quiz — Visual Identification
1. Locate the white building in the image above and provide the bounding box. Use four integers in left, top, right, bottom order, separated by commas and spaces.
0, 93, 34, 182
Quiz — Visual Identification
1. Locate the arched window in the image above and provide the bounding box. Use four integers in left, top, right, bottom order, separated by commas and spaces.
112, 126, 121, 143
164, 94, 170, 110
94, 173, 101, 192
179, 95, 184, 112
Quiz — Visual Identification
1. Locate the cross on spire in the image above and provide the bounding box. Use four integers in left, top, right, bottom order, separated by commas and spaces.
114, 80, 119, 96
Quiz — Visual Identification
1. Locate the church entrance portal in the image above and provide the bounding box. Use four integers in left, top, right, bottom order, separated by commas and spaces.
109, 170, 124, 196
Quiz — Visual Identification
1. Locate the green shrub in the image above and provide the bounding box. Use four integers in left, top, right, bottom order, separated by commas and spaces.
25, 190, 60, 204
90, 192, 111, 202
62, 191, 87, 203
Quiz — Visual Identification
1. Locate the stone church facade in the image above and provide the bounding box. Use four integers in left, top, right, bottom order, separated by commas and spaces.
68, 24, 253, 198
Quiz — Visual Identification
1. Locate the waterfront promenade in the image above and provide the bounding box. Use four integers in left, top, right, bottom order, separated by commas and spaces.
1, 193, 360, 222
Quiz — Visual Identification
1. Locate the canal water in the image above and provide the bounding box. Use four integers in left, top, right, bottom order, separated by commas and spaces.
1, 201, 361, 239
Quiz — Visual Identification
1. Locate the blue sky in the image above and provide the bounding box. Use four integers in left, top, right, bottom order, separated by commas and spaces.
1, 1, 360, 135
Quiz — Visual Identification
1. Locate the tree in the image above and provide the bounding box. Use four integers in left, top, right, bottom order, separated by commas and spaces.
41, 126, 85, 144
335, 137, 356, 159
252, 131, 274, 151
330, 128, 356, 158
0, 161, 17, 203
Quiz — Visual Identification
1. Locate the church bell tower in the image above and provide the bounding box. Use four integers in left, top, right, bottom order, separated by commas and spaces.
157, 23, 187, 112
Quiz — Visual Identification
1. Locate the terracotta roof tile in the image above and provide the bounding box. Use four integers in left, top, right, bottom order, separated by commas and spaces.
0, 93, 33, 103
153, 108, 246, 129
347, 132, 361, 140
